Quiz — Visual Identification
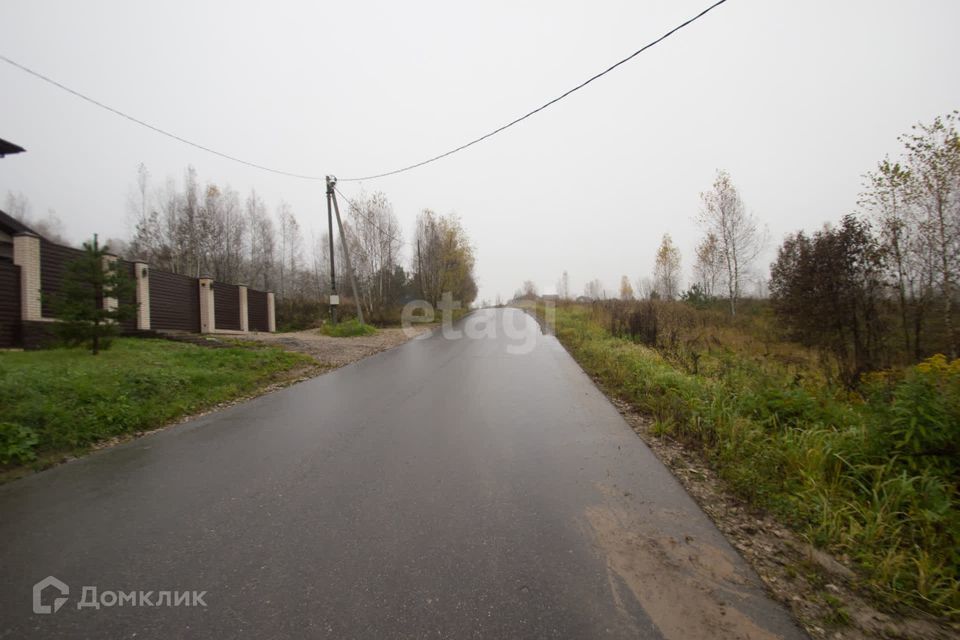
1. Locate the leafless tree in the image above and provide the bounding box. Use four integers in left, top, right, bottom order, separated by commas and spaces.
245, 190, 275, 291
693, 232, 724, 297
584, 279, 605, 300
346, 191, 403, 320
3, 191, 69, 244
3, 190, 31, 221
633, 276, 654, 300
556, 270, 570, 300
900, 111, 960, 357
277, 201, 304, 299
698, 170, 763, 315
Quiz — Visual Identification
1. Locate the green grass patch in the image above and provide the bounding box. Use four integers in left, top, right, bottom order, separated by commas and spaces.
319, 319, 377, 337
0, 338, 314, 475
552, 304, 960, 619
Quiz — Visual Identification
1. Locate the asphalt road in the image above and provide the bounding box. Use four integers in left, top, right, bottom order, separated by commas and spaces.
0, 308, 806, 639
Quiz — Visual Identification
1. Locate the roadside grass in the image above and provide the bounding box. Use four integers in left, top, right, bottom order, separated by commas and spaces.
319, 319, 377, 337
0, 338, 315, 479
552, 304, 959, 619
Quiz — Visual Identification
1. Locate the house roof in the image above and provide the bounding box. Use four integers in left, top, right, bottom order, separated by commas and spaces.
0, 138, 26, 158
0, 209, 38, 236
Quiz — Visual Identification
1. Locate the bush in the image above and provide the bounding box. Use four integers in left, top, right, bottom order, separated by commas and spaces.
863, 355, 960, 480
319, 319, 377, 337
276, 298, 327, 332
0, 423, 39, 464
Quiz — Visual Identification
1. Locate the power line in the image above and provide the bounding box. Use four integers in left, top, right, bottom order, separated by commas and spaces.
0, 0, 730, 182
0, 53, 326, 181
339, 0, 730, 181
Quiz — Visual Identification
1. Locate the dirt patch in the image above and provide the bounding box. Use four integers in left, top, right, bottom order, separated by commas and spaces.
605, 397, 957, 640
237, 325, 434, 367
586, 501, 780, 640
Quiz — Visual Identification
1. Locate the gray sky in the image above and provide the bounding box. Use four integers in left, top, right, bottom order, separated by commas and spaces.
2, 0, 959, 303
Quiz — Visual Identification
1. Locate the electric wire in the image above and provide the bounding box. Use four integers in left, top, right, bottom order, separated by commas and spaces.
337, 0, 729, 181
0, 0, 730, 182
0, 53, 326, 181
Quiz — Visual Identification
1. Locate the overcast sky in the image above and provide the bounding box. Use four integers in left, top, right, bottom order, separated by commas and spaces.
2, 0, 959, 303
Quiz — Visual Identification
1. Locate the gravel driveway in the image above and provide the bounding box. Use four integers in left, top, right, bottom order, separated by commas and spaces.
239, 325, 435, 368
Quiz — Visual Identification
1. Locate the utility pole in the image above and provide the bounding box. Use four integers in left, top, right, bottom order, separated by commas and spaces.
326, 176, 364, 325
326, 176, 338, 323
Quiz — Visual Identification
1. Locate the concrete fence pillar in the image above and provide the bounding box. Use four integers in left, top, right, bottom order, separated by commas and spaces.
102, 254, 118, 315
238, 285, 249, 332
199, 276, 215, 334
12, 232, 41, 321
266, 292, 276, 333
134, 261, 151, 330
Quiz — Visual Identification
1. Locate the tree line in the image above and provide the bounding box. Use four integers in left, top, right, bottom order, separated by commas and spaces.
526, 110, 959, 379
771, 111, 960, 380
533, 167, 765, 310
124, 164, 477, 325
6, 164, 478, 328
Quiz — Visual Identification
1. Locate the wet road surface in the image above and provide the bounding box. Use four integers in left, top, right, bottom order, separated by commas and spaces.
0, 308, 806, 639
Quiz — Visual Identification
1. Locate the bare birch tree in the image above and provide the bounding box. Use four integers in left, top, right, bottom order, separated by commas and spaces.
900, 111, 960, 357
693, 232, 724, 297
347, 191, 403, 320
698, 171, 763, 315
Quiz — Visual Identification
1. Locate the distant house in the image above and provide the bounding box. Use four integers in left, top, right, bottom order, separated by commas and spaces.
541, 294, 559, 303
1, 138, 28, 260
0, 138, 26, 158
0, 209, 36, 261
575, 296, 593, 303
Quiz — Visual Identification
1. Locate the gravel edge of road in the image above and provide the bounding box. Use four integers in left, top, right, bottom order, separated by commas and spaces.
585, 378, 957, 640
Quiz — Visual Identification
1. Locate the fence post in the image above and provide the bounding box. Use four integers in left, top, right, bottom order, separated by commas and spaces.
102, 253, 118, 316
267, 292, 276, 333
199, 276, 215, 334
12, 232, 41, 321
238, 285, 249, 333
134, 261, 151, 330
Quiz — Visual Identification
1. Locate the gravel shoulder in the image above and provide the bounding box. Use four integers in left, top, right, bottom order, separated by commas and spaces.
606, 397, 957, 640
237, 325, 435, 367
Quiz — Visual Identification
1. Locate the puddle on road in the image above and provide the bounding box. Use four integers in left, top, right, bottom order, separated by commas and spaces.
585, 502, 783, 640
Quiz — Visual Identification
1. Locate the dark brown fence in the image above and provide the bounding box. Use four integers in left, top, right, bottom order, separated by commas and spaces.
0, 261, 20, 347
40, 239, 84, 317
213, 282, 241, 331
248, 289, 269, 331
150, 270, 200, 332
8, 237, 272, 343
119, 261, 137, 332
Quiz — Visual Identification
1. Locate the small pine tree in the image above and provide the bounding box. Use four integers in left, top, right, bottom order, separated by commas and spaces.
51, 236, 136, 354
